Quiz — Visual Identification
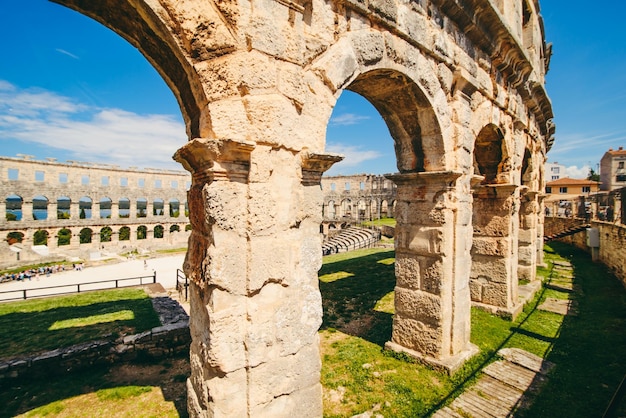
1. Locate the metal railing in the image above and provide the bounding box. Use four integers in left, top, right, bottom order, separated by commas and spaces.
0, 272, 156, 302
176, 268, 188, 301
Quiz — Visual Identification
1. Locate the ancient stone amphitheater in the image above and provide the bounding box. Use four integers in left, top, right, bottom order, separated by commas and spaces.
0, 156, 191, 268
18, 0, 554, 416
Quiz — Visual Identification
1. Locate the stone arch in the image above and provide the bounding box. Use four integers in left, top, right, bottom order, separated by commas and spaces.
58, 228, 72, 246
137, 225, 147, 240
100, 227, 113, 243
309, 33, 450, 172
99, 197, 112, 219
154, 224, 164, 239
473, 124, 507, 184
346, 69, 446, 173
119, 198, 131, 218
153, 198, 164, 216
57, 196, 71, 219
170, 224, 180, 233
79, 197, 92, 219
169, 198, 180, 217
119, 226, 131, 241
54, 0, 209, 139
136, 198, 147, 218
79, 228, 93, 244
7, 231, 24, 245
6, 194, 23, 221
32, 195, 49, 221
33, 230, 49, 246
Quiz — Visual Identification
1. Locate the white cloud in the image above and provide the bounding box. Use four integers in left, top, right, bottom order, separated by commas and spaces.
323, 142, 383, 176
0, 81, 186, 169
329, 113, 370, 126
564, 164, 591, 179
56, 48, 80, 60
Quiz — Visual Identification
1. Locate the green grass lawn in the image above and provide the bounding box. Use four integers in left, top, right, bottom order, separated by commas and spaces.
0, 288, 161, 359
2, 243, 625, 417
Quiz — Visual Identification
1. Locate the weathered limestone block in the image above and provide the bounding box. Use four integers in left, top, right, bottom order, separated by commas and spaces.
391, 315, 442, 358
248, 342, 322, 409
471, 236, 510, 257
250, 381, 323, 417
395, 255, 421, 290
351, 31, 385, 65
394, 286, 443, 326
311, 37, 359, 91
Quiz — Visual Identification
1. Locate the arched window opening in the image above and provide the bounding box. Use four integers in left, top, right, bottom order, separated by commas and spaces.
58, 228, 72, 246
154, 225, 164, 239
119, 198, 130, 218
79, 197, 92, 219
137, 225, 147, 240
6, 195, 22, 221
99, 197, 112, 218
57, 197, 71, 219
153, 198, 164, 216
79, 228, 93, 244
100, 227, 112, 242
33, 195, 49, 220
170, 225, 180, 233
119, 226, 131, 241
137, 198, 147, 218
474, 125, 506, 184
169, 199, 180, 217
7, 231, 24, 245
33, 230, 49, 246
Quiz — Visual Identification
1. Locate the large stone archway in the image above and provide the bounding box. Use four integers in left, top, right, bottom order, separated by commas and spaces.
48, 0, 553, 416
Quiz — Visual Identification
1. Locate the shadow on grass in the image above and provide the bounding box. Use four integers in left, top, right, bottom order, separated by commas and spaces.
0, 355, 190, 418
0, 290, 188, 417
319, 249, 395, 347
515, 242, 626, 417
0, 297, 160, 360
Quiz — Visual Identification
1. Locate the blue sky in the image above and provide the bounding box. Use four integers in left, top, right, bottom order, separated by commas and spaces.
0, 1, 624, 178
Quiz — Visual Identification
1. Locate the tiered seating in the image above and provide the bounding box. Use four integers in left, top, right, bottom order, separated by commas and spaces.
322, 227, 381, 255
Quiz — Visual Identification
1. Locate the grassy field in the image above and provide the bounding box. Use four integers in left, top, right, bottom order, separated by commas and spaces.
2, 243, 625, 417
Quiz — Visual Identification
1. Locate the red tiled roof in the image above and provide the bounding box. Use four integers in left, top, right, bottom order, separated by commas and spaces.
605, 148, 626, 156
546, 177, 599, 186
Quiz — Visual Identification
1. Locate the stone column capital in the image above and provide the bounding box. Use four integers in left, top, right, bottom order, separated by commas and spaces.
173, 138, 255, 182
301, 152, 343, 185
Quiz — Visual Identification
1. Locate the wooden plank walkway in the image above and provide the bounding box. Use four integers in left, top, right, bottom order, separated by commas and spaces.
432, 348, 554, 418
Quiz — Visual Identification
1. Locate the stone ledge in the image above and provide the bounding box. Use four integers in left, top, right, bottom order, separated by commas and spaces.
0, 296, 190, 381
384, 341, 479, 375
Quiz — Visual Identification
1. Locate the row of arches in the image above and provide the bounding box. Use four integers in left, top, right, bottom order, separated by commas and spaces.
323, 198, 396, 220
4, 196, 189, 221
6, 224, 190, 246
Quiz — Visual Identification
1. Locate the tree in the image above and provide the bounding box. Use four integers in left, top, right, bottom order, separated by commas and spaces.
588, 167, 600, 182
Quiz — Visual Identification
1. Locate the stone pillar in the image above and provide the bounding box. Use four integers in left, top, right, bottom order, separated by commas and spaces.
175, 139, 340, 417
111, 202, 119, 219
518, 190, 539, 282
385, 171, 477, 373
47, 228, 58, 251
70, 202, 80, 220
470, 184, 522, 318
0, 201, 6, 221
22, 201, 33, 221
536, 194, 547, 267
48, 202, 57, 221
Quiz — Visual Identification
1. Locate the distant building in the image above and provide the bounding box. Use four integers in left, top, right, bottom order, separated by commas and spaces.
545, 161, 566, 181
600, 147, 626, 191
544, 177, 600, 202
544, 177, 601, 217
